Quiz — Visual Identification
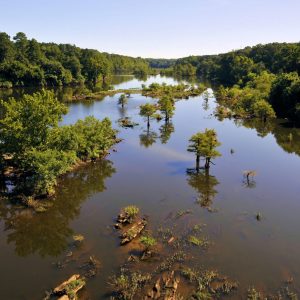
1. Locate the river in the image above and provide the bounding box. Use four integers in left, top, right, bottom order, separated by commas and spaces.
0, 75, 300, 299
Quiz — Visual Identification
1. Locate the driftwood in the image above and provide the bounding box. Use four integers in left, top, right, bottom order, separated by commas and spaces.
120, 218, 147, 245
53, 274, 85, 299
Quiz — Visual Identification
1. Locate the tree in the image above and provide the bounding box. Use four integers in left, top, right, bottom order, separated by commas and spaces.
0, 90, 117, 196
252, 100, 276, 121
188, 129, 221, 170
139, 103, 157, 128
269, 72, 300, 122
0, 90, 68, 159
158, 96, 175, 122
187, 132, 203, 171
118, 94, 128, 108
82, 50, 112, 85
0, 32, 14, 63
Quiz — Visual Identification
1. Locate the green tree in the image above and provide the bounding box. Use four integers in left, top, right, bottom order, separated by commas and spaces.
269, 72, 300, 121
187, 132, 203, 171
0, 90, 117, 196
139, 103, 157, 128
118, 94, 128, 108
0, 32, 15, 63
252, 100, 276, 121
188, 129, 221, 170
158, 96, 175, 122
0, 90, 68, 159
82, 50, 112, 85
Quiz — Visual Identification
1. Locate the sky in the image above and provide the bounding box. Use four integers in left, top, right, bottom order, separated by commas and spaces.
1, 0, 300, 58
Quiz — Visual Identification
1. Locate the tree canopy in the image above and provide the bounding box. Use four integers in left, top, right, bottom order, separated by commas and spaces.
0, 90, 117, 196
0, 31, 150, 87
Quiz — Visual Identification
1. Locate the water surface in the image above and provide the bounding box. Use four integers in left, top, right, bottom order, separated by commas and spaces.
0, 75, 300, 299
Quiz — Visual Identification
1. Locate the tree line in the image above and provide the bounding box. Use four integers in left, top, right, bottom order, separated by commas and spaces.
150, 42, 300, 123
0, 31, 150, 88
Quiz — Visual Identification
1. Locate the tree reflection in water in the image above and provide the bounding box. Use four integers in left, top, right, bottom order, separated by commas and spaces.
159, 122, 174, 144
186, 168, 219, 211
139, 129, 158, 148
0, 160, 115, 257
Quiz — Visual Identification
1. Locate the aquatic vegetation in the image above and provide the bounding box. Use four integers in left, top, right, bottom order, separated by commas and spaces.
109, 269, 151, 300
187, 235, 209, 247
181, 267, 237, 299
123, 205, 139, 221
116, 205, 140, 225
118, 117, 139, 128
247, 287, 262, 300
140, 235, 157, 250
175, 209, 192, 219
72, 234, 84, 243
155, 251, 186, 273
142, 83, 206, 99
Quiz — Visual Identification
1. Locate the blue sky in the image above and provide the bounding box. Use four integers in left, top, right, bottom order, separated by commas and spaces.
1, 0, 299, 58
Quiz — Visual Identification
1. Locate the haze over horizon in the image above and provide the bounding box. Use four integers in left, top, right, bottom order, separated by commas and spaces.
1, 0, 300, 59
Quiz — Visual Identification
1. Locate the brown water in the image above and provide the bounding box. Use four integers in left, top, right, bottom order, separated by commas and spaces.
0, 75, 300, 299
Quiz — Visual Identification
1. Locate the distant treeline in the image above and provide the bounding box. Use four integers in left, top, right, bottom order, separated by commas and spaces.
149, 43, 300, 122
0, 32, 150, 87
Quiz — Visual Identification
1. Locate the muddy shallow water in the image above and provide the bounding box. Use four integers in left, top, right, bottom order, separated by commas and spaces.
0, 75, 300, 299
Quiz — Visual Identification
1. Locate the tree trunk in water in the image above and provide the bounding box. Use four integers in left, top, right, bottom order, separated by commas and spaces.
205, 157, 210, 169
196, 155, 200, 172
147, 116, 150, 128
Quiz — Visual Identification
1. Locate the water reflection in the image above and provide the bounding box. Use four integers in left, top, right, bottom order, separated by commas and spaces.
236, 118, 300, 157
0, 160, 115, 257
237, 119, 276, 138
159, 122, 175, 144
186, 169, 219, 210
139, 129, 158, 148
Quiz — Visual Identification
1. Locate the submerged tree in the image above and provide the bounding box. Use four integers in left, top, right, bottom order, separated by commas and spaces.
158, 96, 175, 123
118, 93, 128, 108
139, 103, 157, 128
187, 132, 203, 171
188, 129, 221, 170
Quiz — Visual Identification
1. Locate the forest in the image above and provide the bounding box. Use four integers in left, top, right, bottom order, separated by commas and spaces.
0, 31, 150, 88
151, 43, 300, 122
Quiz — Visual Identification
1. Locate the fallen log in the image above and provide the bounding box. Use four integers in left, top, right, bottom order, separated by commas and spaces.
53, 274, 85, 299
120, 218, 147, 245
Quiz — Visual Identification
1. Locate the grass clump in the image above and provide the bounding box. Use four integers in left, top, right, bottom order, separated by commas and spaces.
109, 270, 151, 300
188, 235, 209, 247
124, 205, 139, 223
140, 235, 157, 250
